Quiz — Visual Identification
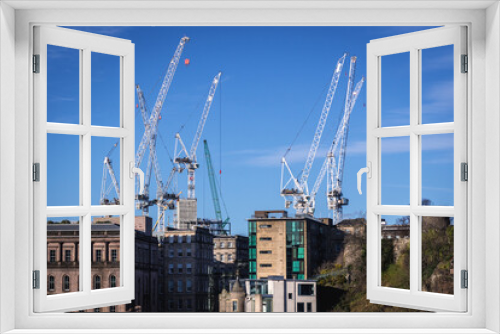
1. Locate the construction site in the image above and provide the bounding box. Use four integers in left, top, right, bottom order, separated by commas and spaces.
99, 36, 364, 234
88, 34, 367, 312
99, 37, 232, 237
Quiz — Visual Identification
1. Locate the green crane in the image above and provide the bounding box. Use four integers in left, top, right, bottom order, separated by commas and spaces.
203, 139, 230, 235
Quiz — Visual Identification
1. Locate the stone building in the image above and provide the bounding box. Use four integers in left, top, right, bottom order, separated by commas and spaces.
334, 218, 366, 267
247, 210, 338, 280
381, 222, 410, 239
162, 226, 215, 312
46, 216, 161, 312
213, 235, 249, 290
219, 276, 317, 313
335, 218, 366, 237
218, 279, 245, 312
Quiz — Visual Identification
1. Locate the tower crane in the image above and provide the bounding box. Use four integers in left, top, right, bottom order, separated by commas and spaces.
204, 139, 230, 235
136, 85, 162, 210
100, 140, 120, 205
308, 72, 365, 222
280, 53, 347, 216
154, 167, 182, 233
134, 36, 189, 213
174, 71, 222, 200
327, 76, 364, 222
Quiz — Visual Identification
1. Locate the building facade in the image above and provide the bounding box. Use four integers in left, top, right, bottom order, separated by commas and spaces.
46, 216, 161, 312
248, 210, 337, 280
219, 276, 317, 313
162, 226, 215, 312
213, 235, 249, 290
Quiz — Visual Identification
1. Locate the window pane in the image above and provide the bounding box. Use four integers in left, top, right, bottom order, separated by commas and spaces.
381, 137, 410, 205
421, 216, 454, 294
381, 215, 410, 290
421, 45, 454, 124
92, 137, 121, 206
47, 134, 79, 206
91, 215, 120, 290
381, 52, 410, 127
91, 52, 120, 127
47, 45, 80, 124
421, 133, 454, 206
47, 216, 81, 294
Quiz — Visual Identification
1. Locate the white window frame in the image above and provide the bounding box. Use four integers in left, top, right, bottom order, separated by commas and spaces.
365, 26, 467, 312
32, 25, 136, 313
0, 1, 499, 333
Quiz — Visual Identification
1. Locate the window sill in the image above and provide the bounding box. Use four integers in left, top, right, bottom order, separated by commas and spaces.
3, 329, 498, 334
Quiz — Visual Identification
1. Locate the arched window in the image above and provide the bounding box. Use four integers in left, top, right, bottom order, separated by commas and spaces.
94, 275, 101, 289
109, 275, 116, 288
63, 275, 70, 291
48, 275, 55, 291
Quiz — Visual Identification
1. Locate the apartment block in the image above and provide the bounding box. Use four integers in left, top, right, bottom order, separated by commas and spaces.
248, 210, 338, 280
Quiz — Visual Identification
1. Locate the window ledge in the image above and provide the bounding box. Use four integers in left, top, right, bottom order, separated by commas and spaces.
3, 329, 498, 334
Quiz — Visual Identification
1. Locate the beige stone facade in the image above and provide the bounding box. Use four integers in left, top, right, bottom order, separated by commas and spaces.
218, 279, 245, 312
248, 210, 339, 280
213, 235, 249, 291
219, 276, 317, 313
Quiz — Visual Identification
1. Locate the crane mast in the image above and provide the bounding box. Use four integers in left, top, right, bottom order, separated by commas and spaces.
155, 167, 181, 232
174, 72, 222, 200
307, 60, 364, 221
204, 140, 222, 221
134, 36, 189, 212
136, 85, 165, 211
299, 53, 347, 192
280, 53, 347, 215
311, 55, 358, 198
204, 140, 230, 235
327, 76, 364, 223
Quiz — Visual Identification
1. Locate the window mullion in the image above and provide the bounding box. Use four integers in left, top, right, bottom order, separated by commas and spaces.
409, 47, 420, 294
81, 48, 92, 294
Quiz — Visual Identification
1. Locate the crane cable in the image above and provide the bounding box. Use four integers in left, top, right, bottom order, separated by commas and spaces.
218, 76, 229, 218
176, 92, 207, 134
219, 74, 222, 200
282, 79, 330, 158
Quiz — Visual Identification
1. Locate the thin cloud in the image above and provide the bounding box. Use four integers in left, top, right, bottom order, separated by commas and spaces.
422, 52, 454, 72
230, 143, 329, 168
423, 156, 453, 164
422, 80, 454, 120
50, 96, 76, 102
422, 185, 453, 192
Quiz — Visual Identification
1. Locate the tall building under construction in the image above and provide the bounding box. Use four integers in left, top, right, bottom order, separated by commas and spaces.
247, 210, 340, 280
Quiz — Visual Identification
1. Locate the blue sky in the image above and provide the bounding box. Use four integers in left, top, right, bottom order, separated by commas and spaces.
46, 26, 454, 235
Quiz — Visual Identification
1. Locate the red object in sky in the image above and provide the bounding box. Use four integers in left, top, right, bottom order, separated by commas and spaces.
136, 104, 139, 108
219, 170, 221, 174
184, 58, 190, 66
